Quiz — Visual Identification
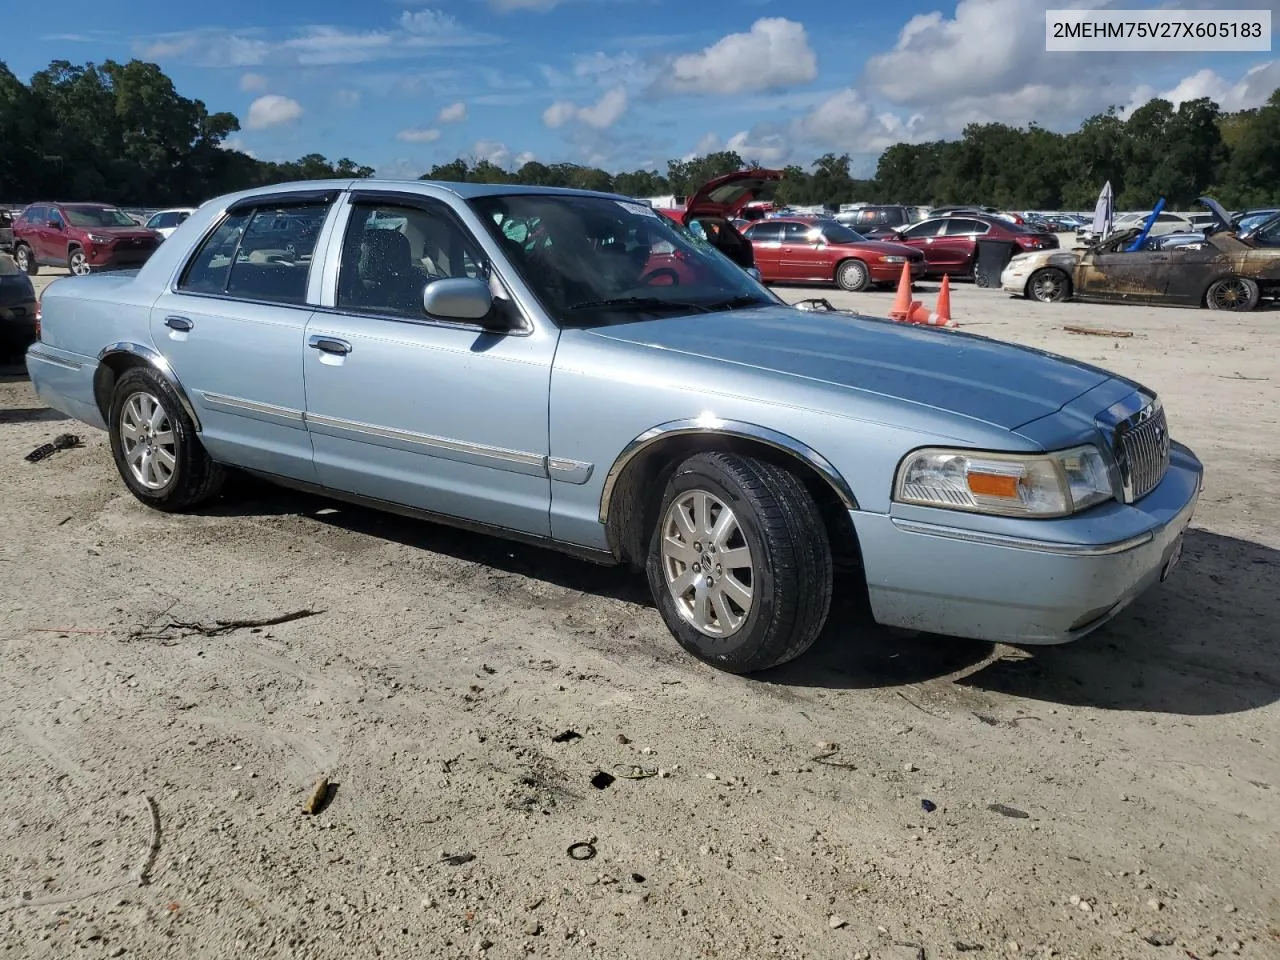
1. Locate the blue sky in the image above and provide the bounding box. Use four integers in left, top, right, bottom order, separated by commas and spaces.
6, 0, 1278, 176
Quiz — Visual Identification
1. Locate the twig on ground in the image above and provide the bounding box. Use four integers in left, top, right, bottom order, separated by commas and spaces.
1065, 324, 1133, 338
136, 794, 161, 886
129, 608, 323, 641
31, 627, 110, 635
1217, 373, 1270, 381
894, 689, 947, 719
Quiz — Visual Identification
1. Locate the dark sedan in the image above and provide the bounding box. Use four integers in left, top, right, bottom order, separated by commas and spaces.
0, 252, 38, 354
882, 214, 1058, 277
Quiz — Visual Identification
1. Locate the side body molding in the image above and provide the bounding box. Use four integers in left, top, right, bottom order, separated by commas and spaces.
598, 418, 859, 524
96, 341, 203, 432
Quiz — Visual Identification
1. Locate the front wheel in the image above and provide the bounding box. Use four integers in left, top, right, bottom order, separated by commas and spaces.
645, 452, 833, 674
68, 246, 91, 276
108, 367, 226, 512
1206, 276, 1260, 312
836, 259, 870, 292
1027, 267, 1071, 303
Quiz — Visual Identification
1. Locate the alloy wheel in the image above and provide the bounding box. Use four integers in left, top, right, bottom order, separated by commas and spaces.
119, 391, 177, 490
659, 489, 755, 638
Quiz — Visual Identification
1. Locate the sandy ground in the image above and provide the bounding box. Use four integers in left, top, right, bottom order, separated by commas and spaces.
1, 267, 1277, 960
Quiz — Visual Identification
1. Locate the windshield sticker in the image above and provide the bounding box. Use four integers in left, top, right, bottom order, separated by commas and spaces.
616, 201, 659, 219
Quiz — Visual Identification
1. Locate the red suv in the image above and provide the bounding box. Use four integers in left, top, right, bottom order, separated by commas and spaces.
12, 202, 161, 276
882, 214, 1057, 277
742, 216, 926, 291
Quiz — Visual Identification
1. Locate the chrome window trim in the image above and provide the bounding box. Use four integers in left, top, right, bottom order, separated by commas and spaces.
598, 418, 858, 525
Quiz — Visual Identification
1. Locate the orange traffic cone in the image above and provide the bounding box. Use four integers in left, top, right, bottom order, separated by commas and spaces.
907, 301, 943, 325
888, 261, 912, 321
935, 273, 953, 326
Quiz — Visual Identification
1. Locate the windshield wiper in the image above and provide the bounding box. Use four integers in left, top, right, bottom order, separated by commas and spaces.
701, 294, 770, 311
567, 296, 715, 313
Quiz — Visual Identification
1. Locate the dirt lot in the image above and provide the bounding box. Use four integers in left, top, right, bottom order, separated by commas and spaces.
2, 269, 1277, 960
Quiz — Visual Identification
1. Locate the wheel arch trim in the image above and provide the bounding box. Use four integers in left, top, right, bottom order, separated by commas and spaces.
597, 418, 859, 525
95, 342, 203, 432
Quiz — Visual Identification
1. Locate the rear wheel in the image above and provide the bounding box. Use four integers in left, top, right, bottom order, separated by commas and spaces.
68, 246, 91, 276
645, 451, 833, 674
108, 367, 226, 512
835, 259, 870, 292
1205, 276, 1260, 312
1027, 267, 1071, 303
14, 244, 36, 275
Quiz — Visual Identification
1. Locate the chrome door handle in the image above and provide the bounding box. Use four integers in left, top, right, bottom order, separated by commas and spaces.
164, 316, 193, 331
308, 335, 352, 356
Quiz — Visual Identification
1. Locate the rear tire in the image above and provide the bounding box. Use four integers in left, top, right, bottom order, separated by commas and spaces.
14, 244, 37, 275
836, 259, 870, 292
108, 367, 226, 512
1205, 276, 1260, 312
645, 451, 833, 674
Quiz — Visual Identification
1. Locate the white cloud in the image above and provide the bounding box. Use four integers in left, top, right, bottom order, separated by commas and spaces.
397, 127, 442, 143
221, 136, 256, 158
543, 87, 628, 129
472, 139, 513, 167
438, 101, 468, 122
1156, 61, 1280, 112
659, 18, 817, 95
245, 94, 303, 130
685, 130, 793, 166
514, 150, 537, 166
239, 72, 268, 92
334, 89, 361, 108
134, 11, 501, 68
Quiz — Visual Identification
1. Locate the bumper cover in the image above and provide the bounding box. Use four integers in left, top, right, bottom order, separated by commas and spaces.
852, 442, 1204, 644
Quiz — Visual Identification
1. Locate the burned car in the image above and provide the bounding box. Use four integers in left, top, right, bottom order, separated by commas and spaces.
1002, 203, 1279, 311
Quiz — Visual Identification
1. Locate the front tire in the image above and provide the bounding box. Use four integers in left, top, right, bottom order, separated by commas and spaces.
836, 259, 870, 292
68, 246, 91, 276
645, 452, 833, 674
1206, 276, 1260, 312
1026, 267, 1071, 302
108, 367, 226, 512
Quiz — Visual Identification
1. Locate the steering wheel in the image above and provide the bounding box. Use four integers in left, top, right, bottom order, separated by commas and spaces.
639, 267, 680, 286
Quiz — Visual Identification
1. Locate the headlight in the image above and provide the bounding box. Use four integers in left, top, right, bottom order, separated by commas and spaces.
894, 445, 1113, 517
880, 255, 907, 263
87, 233, 112, 243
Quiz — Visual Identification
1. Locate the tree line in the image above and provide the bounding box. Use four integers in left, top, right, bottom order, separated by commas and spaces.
3, 57, 1279, 212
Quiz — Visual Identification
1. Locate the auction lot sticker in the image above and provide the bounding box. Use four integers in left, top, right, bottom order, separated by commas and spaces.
1046, 8, 1271, 52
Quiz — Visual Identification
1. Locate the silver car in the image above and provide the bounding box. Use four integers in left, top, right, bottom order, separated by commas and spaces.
26, 179, 1203, 674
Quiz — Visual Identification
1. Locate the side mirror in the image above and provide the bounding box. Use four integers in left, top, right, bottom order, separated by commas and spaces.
423, 276, 499, 324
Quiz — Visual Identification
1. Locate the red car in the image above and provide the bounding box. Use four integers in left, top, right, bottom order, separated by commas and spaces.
881, 214, 1057, 277
741, 216, 927, 291
12, 201, 161, 276
655, 169, 783, 276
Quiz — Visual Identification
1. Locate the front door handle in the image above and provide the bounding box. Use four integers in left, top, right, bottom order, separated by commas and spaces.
308, 335, 352, 356
164, 316, 193, 332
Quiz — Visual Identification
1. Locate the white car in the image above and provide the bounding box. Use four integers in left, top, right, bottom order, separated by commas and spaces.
145, 208, 197, 240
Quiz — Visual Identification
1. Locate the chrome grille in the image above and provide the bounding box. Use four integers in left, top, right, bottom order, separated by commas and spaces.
1108, 398, 1170, 503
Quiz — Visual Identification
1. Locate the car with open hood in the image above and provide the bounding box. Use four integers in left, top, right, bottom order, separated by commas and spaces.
740, 216, 927, 291
26, 178, 1201, 676
1002, 197, 1277, 310
654, 169, 781, 275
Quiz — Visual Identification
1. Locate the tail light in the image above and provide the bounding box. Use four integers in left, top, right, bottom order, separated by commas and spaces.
35, 294, 42, 339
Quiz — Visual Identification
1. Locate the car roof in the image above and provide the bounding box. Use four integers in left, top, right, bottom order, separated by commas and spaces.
210, 177, 634, 210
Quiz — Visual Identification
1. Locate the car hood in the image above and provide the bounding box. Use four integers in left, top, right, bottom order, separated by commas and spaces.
685, 169, 783, 220
80, 227, 157, 241
586, 305, 1114, 432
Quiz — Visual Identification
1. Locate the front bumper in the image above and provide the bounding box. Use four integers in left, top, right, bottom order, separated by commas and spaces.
851, 442, 1203, 644
88, 245, 156, 270
1000, 260, 1035, 294
869, 260, 927, 283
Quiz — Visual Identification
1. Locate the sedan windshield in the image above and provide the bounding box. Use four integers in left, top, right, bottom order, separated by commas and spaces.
468, 193, 779, 327
63, 205, 138, 228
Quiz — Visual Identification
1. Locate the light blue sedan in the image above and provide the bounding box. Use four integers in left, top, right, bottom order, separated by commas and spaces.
26, 179, 1203, 674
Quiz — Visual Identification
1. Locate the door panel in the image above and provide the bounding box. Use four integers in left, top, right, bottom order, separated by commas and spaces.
302, 193, 556, 537
778, 222, 815, 280
1077, 252, 1170, 302
147, 197, 337, 482
745, 223, 783, 280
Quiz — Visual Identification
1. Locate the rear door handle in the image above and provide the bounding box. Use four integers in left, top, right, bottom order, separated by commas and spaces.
164, 316, 193, 331
308, 335, 352, 356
